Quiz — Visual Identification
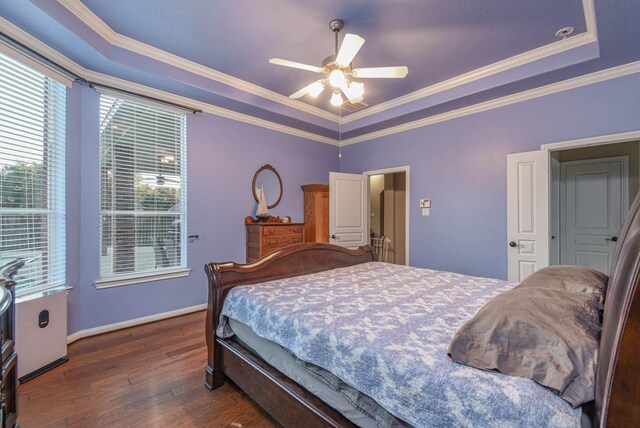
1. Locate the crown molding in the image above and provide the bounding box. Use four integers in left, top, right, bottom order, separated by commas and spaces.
0, 16, 338, 146
82, 69, 339, 146
341, 60, 640, 146
56, 0, 597, 130
3, 6, 632, 150
341, 33, 596, 125
56, 0, 340, 124
342, 0, 598, 124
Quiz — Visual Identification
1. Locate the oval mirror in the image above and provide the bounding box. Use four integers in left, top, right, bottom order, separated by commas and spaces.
252, 164, 283, 209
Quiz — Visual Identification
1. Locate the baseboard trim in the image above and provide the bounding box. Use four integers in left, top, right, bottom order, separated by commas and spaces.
67, 303, 207, 345
19, 356, 69, 384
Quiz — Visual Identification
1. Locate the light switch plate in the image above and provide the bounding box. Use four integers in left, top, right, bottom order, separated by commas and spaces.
422, 208, 430, 216
419, 198, 431, 208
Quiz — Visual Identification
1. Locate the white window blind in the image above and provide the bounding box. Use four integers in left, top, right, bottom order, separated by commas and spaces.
0, 52, 66, 297
99, 94, 187, 281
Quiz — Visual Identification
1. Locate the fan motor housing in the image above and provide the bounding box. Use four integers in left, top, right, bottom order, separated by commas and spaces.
322, 55, 352, 73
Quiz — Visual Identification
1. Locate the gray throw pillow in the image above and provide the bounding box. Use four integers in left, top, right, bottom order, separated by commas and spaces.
516, 265, 608, 303
448, 287, 600, 407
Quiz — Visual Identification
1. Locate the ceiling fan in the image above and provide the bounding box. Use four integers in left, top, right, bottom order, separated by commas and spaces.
269, 19, 408, 107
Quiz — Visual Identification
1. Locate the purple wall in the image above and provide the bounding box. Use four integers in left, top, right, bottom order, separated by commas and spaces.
64, 70, 640, 334
340, 73, 640, 280
65, 84, 338, 334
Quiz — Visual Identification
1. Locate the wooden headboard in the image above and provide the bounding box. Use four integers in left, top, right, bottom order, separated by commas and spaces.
596, 193, 640, 427
203, 243, 374, 390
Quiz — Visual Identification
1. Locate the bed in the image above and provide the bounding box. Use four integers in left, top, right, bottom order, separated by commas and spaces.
204, 195, 640, 427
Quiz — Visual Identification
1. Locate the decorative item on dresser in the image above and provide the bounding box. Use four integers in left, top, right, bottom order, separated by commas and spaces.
0, 261, 20, 428
252, 164, 283, 220
245, 217, 305, 263
301, 184, 329, 243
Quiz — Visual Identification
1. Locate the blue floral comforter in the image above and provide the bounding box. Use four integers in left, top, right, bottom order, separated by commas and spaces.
218, 262, 581, 427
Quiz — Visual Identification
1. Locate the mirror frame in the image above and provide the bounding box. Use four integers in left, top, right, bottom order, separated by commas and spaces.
252, 164, 283, 209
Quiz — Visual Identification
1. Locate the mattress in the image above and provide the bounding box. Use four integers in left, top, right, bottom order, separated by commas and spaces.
229, 318, 409, 428
218, 262, 582, 427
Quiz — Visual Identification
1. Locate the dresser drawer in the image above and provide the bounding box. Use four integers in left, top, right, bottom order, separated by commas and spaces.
263, 225, 304, 236
246, 222, 305, 263
264, 235, 303, 248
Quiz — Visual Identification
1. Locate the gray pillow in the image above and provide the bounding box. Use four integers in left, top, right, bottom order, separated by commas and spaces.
448, 287, 600, 407
516, 265, 608, 303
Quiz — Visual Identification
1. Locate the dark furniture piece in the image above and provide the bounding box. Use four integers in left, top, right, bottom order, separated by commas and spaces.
205, 192, 640, 427
245, 220, 305, 263
301, 184, 329, 243
0, 263, 20, 428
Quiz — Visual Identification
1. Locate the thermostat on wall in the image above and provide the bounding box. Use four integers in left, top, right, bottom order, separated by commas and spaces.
419, 198, 431, 208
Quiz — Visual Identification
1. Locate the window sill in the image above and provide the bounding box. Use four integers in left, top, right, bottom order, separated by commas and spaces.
95, 268, 191, 289
16, 286, 72, 303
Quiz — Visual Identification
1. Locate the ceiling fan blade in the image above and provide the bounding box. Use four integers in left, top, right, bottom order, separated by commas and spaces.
290, 80, 326, 99
269, 58, 325, 73
340, 81, 364, 104
335, 34, 365, 67
351, 66, 408, 78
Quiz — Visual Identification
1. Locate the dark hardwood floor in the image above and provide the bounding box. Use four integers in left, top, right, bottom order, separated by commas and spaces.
18, 311, 278, 427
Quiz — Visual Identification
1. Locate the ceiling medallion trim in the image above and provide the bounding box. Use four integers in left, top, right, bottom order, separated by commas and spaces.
57, 0, 598, 126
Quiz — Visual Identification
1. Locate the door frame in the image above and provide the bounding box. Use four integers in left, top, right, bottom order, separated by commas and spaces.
559, 155, 629, 265
363, 166, 410, 266
541, 130, 640, 266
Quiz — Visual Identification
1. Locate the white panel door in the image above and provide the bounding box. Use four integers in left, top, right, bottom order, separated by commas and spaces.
329, 172, 367, 248
561, 158, 627, 274
550, 157, 561, 265
507, 150, 549, 282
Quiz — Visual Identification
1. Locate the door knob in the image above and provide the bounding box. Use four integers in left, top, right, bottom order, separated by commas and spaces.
509, 241, 518, 247
330, 234, 339, 240
605, 236, 618, 242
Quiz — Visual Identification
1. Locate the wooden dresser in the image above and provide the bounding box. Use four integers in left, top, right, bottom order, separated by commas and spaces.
302, 184, 329, 243
246, 222, 305, 262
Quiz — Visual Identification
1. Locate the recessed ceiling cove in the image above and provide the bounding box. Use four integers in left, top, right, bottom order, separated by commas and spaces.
5, 0, 639, 143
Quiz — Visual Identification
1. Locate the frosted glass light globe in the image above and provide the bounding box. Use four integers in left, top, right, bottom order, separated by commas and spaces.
330, 91, 343, 106
329, 69, 345, 88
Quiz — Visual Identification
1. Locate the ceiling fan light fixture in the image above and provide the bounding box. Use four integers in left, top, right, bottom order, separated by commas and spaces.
330, 91, 343, 106
271, 18, 408, 108
329, 69, 346, 88
349, 81, 364, 98
308, 81, 326, 97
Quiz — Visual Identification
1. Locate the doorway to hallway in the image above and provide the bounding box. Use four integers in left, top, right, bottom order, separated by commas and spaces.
368, 171, 407, 265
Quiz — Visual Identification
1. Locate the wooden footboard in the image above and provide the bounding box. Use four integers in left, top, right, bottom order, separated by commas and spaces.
204, 243, 374, 393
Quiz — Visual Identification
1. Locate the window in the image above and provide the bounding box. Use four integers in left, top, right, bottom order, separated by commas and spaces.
0, 52, 66, 297
98, 94, 187, 286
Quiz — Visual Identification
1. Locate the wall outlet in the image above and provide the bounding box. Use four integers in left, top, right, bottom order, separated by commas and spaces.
419, 198, 431, 208
422, 208, 430, 216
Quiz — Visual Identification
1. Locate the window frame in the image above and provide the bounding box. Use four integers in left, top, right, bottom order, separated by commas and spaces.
96, 94, 189, 289
0, 52, 67, 298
